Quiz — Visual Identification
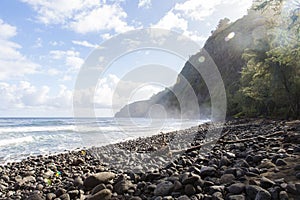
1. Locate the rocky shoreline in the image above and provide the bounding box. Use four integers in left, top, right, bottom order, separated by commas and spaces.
0, 119, 300, 200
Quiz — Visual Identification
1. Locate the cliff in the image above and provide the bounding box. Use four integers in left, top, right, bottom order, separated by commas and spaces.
115, 11, 268, 118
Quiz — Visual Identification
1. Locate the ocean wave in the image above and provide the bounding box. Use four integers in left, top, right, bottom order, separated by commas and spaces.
0, 136, 34, 147
0, 125, 122, 134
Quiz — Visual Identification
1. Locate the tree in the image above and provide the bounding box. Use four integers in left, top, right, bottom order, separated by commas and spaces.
238, 0, 300, 118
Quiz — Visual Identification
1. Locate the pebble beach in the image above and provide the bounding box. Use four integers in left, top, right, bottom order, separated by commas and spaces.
1, 119, 300, 200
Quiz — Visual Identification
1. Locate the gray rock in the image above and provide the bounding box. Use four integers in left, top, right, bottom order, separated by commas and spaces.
295, 183, 300, 193
255, 190, 271, 200
177, 195, 190, 200
182, 174, 200, 185
154, 181, 174, 196
258, 161, 276, 169
220, 156, 231, 166
287, 183, 299, 195
212, 191, 223, 200
173, 180, 183, 191
209, 186, 225, 194
129, 197, 142, 200
86, 189, 112, 200
220, 174, 235, 184
200, 166, 216, 177
275, 159, 287, 166
92, 183, 106, 195
46, 193, 56, 200
294, 164, 300, 171
59, 194, 70, 200
296, 172, 300, 179
72, 158, 84, 166
227, 183, 245, 194
73, 176, 83, 187
114, 180, 133, 194
260, 177, 275, 189
67, 190, 79, 199
26, 194, 44, 200
228, 195, 245, 200
279, 191, 289, 200
185, 184, 196, 196
245, 185, 268, 199
54, 188, 66, 197
84, 172, 116, 189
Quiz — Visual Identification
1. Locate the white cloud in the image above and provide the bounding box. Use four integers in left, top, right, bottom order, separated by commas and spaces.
0, 19, 17, 39
153, 11, 188, 31
50, 50, 84, 70
21, 0, 100, 24
94, 74, 162, 110
0, 81, 72, 109
101, 33, 113, 40
174, 0, 222, 21
70, 4, 134, 34
22, 0, 134, 34
0, 19, 38, 80
33, 37, 42, 48
49, 41, 64, 46
72, 40, 98, 48
47, 68, 61, 75
138, 0, 152, 9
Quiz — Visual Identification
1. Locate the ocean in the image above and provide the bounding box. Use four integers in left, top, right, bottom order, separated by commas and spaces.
0, 118, 207, 164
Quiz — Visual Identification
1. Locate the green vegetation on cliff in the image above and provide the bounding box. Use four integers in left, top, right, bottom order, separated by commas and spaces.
236, 0, 300, 118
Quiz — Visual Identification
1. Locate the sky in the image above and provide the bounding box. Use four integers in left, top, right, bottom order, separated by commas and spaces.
0, 0, 253, 117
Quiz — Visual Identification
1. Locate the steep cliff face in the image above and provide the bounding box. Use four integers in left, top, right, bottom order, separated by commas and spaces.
115, 11, 268, 118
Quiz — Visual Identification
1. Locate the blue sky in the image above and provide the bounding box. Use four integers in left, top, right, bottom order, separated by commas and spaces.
0, 0, 253, 117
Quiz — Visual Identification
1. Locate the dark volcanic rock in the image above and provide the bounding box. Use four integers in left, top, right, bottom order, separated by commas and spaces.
26, 193, 44, 200
227, 183, 245, 194
87, 189, 112, 200
84, 172, 116, 189
154, 181, 174, 196
245, 185, 268, 199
